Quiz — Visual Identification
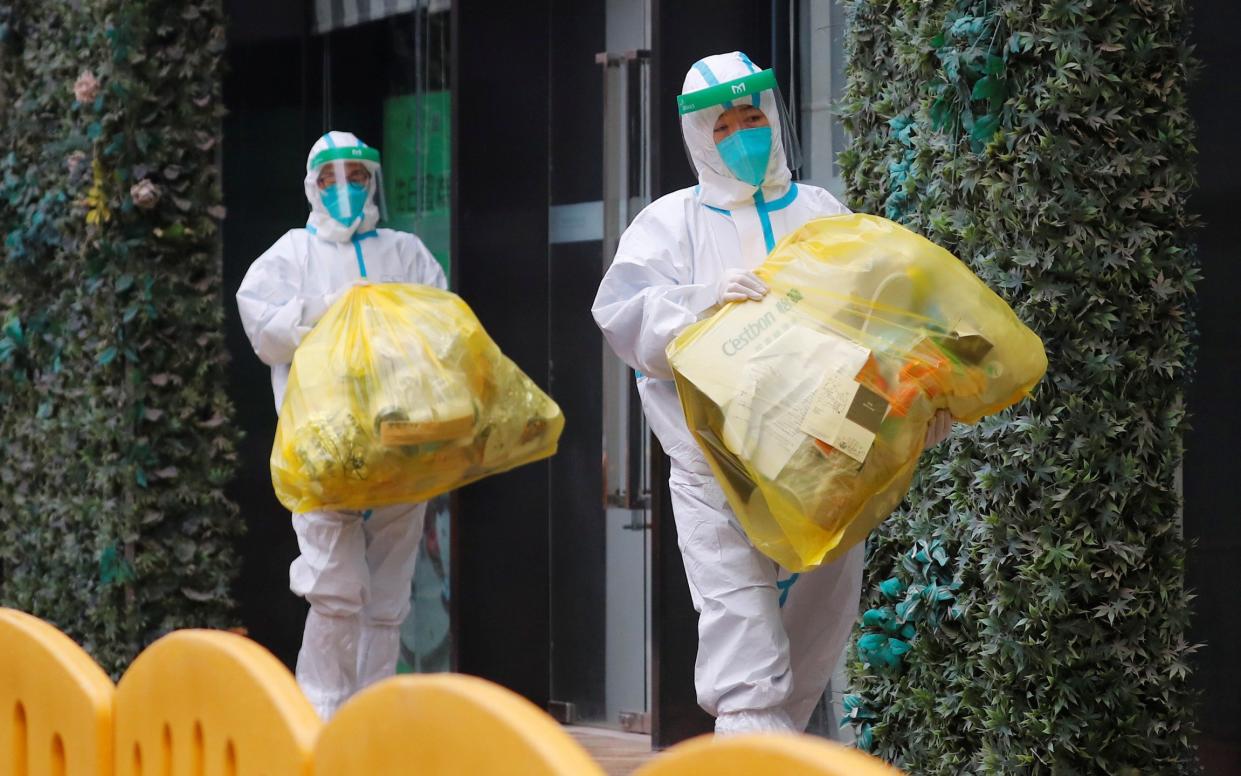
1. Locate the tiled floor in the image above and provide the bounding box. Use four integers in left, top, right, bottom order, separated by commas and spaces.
567, 726, 656, 776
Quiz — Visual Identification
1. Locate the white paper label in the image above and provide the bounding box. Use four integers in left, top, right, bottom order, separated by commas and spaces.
800, 374, 888, 464
717, 322, 872, 479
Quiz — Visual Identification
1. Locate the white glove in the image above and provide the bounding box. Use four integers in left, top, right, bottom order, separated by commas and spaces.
717, 270, 768, 304
323, 287, 347, 311
924, 408, 953, 449
307, 280, 368, 328
326, 279, 371, 309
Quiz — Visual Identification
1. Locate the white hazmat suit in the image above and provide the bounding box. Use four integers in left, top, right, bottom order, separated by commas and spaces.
237, 131, 447, 720
592, 53, 865, 735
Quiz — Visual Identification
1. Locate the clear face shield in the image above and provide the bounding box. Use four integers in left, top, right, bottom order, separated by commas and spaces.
678, 68, 802, 185
311, 146, 388, 228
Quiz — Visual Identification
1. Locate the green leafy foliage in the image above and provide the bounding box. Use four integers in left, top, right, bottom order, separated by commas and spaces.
0, 0, 241, 675
840, 0, 1200, 772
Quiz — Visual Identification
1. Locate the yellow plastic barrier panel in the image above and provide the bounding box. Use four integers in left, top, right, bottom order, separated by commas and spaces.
668, 214, 1047, 571
272, 284, 564, 513
0, 608, 114, 776
635, 733, 904, 776
315, 674, 605, 775
114, 630, 319, 776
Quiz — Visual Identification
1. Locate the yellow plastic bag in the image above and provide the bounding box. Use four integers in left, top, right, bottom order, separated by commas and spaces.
667, 214, 1046, 572
271, 284, 564, 513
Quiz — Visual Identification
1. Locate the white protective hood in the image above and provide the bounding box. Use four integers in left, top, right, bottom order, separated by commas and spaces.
303, 130, 382, 242
680, 52, 794, 210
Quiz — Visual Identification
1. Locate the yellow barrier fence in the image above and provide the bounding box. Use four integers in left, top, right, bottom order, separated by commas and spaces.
113, 629, 320, 776
315, 673, 604, 775
634, 732, 904, 775
0, 608, 115, 776
0, 607, 907, 775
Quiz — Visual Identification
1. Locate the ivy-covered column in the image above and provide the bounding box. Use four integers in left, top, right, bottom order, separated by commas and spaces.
840, 1, 1199, 772
0, 0, 241, 674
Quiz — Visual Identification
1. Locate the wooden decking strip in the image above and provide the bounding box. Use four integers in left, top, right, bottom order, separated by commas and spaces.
567, 726, 656, 776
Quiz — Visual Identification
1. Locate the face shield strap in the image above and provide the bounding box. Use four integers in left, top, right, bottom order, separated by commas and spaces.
308, 145, 381, 171
677, 69, 778, 115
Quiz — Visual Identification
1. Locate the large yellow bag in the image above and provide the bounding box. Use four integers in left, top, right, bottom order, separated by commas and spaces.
667, 214, 1046, 572
271, 284, 564, 513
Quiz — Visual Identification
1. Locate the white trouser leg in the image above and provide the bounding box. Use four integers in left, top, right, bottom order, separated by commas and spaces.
357, 502, 426, 691
290, 510, 367, 720
668, 460, 865, 735
778, 542, 864, 731
714, 708, 797, 736
668, 463, 794, 722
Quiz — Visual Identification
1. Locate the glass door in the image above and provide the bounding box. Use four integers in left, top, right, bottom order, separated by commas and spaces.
317, 1, 455, 673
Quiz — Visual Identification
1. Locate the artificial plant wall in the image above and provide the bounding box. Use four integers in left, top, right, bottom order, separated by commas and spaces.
0, 0, 241, 674
839, 0, 1200, 772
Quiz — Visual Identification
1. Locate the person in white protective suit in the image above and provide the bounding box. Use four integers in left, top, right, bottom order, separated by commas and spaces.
592, 53, 952, 735
236, 131, 448, 720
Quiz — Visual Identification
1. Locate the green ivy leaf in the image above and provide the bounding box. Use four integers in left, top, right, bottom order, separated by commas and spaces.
97, 346, 118, 365
99, 544, 135, 585
942, 51, 961, 83
930, 97, 952, 131
970, 113, 1000, 144
971, 76, 1001, 101
1008, 31, 1035, 53
3, 316, 24, 347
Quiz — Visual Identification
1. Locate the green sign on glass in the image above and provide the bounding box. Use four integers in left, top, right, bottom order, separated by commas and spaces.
383, 90, 451, 279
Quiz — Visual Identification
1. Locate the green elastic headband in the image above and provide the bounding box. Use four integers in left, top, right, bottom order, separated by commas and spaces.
677, 69, 777, 115
309, 145, 381, 171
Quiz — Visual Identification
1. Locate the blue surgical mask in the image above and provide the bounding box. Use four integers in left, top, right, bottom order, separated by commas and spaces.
321, 182, 370, 226
716, 126, 772, 186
